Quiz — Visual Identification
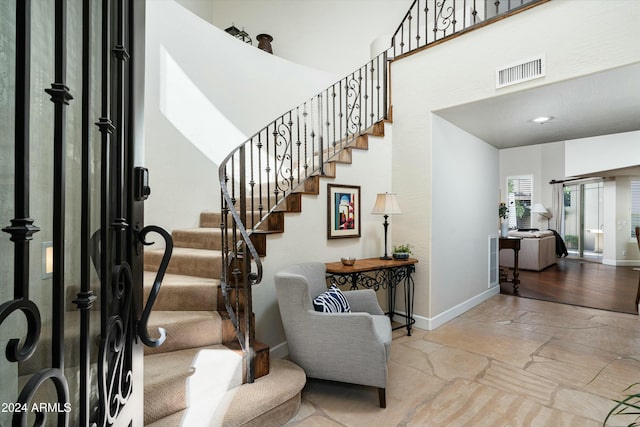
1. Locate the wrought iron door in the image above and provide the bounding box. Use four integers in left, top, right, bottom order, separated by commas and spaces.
1, 0, 147, 426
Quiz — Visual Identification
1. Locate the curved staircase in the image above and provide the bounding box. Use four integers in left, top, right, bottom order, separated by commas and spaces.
141, 212, 305, 426
141, 121, 386, 426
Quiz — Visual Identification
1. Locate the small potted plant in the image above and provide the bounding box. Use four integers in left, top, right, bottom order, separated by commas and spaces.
499, 202, 509, 237
392, 244, 412, 260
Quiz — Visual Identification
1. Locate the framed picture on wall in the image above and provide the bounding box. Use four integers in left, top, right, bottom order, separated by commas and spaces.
327, 184, 361, 239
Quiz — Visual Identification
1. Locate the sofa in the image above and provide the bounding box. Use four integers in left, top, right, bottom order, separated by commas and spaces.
500, 230, 557, 271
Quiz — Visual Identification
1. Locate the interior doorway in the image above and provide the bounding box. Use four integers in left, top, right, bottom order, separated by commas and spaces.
563, 180, 604, 262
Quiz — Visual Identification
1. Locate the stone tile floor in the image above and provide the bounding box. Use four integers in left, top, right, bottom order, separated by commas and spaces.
286, 294, 640, 426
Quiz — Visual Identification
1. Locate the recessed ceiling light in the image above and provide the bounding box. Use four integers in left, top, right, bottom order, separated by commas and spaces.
531, 116, 553, 124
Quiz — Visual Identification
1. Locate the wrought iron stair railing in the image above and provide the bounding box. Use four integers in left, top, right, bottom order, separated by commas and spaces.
219, 52, 389, 382
391, 0, 546, 58
219, 0, 547, 384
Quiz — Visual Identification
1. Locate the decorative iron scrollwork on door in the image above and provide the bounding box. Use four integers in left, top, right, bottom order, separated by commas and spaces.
98, 262, 134, 427
2, 0, 147, 426
137, 225, 173, 348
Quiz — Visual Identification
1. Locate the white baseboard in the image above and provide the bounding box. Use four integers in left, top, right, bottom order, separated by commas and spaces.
394, 286, 500, 331
603, 258, 640, 267
274, 286, 501, 355
270, 341, 289, 359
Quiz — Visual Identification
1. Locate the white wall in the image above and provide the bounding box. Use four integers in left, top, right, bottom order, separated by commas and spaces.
431, 116, 500, 318
565, 130, 640, 177
254, 124, 393, 349
145, 0, 338, 231
391, 0, 640, 322
209, 0, 409, 76
174, 0, 213, 20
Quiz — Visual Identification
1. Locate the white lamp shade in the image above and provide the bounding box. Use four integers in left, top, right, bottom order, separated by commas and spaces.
371, 193, 402, 215
532, 203, 551, 217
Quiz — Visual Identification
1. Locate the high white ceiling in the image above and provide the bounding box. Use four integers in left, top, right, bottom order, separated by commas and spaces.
435, 62, 640, 150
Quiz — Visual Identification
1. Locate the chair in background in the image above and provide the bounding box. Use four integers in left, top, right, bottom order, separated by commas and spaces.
274, 262, 392, 408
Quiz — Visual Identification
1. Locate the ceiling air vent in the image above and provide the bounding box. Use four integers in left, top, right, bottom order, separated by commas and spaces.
496, 56, 545, 89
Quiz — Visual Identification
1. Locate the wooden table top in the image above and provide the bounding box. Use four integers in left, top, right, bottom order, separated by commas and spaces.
325, 257, 418, 274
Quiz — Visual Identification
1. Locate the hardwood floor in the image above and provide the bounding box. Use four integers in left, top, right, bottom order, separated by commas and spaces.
500, 257, 640, 315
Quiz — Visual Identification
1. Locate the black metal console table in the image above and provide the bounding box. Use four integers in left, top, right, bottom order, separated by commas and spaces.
325, 257, 418, 336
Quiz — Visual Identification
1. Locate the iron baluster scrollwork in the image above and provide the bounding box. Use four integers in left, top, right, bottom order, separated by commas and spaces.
274, 116, 294, 196
345, 75, 362, 138
137, 225, 173, 347
435, 0, 456, 35
98, 262, 134, 427
391, 0, 545, 57
0, 300, 41, 363
329, 270, 387, 292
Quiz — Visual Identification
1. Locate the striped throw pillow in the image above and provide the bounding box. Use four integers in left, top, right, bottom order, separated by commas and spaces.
312, 285, 351, 313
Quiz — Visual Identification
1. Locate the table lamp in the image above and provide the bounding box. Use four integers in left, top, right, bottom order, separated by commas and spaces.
532, 203, 551, 229
372, 193, 402, 259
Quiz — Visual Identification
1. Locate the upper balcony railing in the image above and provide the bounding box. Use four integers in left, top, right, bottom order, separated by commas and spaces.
391, 0, 546, 58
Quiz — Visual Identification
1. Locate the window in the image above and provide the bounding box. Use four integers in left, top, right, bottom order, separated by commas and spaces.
632, 180, 640, 238
506, 175, 532, 229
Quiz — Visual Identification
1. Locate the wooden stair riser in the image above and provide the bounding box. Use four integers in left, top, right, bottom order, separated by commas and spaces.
201, 195, 296, 233
312, 161, 336, 178
216, 286, 246, 312
290, 132, 373, 172
224, 341, 270, 381
257, 211, 285, 233
371, 121, 385, 136
220, 311, 255, 344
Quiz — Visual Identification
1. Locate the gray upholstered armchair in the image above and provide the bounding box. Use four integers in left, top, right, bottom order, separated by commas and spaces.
274, 262, 392, 408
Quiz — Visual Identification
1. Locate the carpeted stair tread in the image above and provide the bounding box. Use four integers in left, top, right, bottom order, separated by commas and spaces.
143, 271, 218, 311
145, 358, 305, 427
144, 345, 243, 425
222, 358, 306, 427
144, 311, 223, 356
200, 211, 222, 228
172, 227, 222, 250
144, 247, 222, 278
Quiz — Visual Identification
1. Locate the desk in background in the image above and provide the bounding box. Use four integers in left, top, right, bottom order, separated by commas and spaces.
325, 257, 418, 335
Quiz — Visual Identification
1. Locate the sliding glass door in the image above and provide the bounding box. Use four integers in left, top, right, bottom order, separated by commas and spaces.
563, 181, 604, 261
